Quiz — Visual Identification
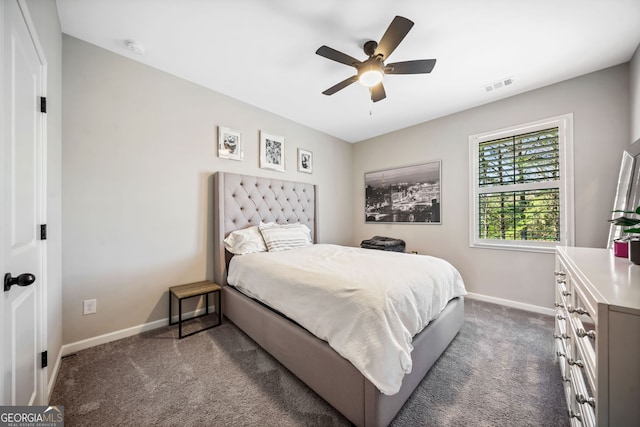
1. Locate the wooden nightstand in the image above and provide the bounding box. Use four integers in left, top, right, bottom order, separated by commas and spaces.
169, 280, 221, 339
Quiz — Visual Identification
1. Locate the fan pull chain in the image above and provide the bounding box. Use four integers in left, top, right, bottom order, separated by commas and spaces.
369, 96, 374, 116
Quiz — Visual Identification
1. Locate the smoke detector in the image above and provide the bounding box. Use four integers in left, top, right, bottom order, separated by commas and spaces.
125, 40, 145, 55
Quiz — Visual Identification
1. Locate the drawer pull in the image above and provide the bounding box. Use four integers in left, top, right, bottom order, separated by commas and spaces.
568, 358, 584, 368
577, 328, 596, 340
561, 290, 571, 297
568, 306, 590, 317
557, 278, 567, 284
556, 314, 566, 321
576, 393, 596, 408
554, 271, 566, 277
556, 351, 566, 358
554, 333, 570, 340
569, 410, 582, 421
554, 302, 565, 309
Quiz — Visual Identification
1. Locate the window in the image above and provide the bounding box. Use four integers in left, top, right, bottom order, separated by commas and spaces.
469, 114, 574, 252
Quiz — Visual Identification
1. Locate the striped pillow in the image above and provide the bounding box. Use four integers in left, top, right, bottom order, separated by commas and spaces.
259, 223, 312, 252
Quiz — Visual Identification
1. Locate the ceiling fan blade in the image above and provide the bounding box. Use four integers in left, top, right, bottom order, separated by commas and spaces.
370, 82, 386, 102
385, 59, 436, 74
322, 75, 359, 96
316, 46, 362, 67
374, 16, 414, 60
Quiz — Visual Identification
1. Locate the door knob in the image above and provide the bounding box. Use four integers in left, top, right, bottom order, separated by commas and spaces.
4, 273, 36, 292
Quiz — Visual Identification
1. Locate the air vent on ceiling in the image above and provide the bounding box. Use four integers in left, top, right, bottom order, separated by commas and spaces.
484, 76, 514, 93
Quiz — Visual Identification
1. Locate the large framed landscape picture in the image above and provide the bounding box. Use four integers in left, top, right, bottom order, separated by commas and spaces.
365, 161, 441, 223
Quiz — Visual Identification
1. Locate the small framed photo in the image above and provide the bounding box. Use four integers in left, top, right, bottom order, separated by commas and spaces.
260, 131, 285, 172
298, 148, 313, 174
218, 126, 243, 161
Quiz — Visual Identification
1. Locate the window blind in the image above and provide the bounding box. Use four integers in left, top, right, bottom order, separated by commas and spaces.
477, 127, 561, 242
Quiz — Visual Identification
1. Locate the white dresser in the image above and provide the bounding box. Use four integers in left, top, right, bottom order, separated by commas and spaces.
554, 246, 640, 427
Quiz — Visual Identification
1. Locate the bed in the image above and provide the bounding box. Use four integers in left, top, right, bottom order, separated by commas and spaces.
212, 172, 465, 427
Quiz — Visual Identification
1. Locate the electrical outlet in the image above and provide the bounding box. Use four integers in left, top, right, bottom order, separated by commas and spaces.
83, 299, 97, 315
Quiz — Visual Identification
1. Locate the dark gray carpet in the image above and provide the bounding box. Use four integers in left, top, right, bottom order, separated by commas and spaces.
51, 299, 569, 426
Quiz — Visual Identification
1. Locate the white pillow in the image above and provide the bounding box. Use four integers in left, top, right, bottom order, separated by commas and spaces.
259, 223, 312, 252
223, 225, 268, 255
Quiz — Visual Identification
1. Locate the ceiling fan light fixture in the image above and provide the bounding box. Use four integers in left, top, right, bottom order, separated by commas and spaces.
358, 66, 384, 87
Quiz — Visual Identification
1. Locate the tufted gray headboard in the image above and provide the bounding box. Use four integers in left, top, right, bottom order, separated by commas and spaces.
213, 172, 318, 285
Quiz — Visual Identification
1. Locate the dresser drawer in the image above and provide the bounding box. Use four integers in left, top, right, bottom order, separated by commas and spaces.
568, 361, 596, 427
567, 284, 596, 393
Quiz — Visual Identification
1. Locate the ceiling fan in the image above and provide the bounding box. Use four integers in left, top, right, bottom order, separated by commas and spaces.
315, 16, 437, 103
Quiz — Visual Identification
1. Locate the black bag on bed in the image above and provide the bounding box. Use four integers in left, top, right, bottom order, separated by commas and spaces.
360, 236, 406, 252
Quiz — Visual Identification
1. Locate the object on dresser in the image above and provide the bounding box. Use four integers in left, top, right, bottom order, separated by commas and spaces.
609, 204, 640, 263
360, 236, 406, 252
613, 239, 629, 258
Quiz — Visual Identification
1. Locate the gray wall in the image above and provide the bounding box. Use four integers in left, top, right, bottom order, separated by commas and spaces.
62, 33, 634, 344
24, 0, 63, 394
62, 36, 353, 344
352, 64, 630, 309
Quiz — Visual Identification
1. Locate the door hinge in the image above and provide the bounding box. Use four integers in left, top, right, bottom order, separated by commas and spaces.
40, 97, 46, 113
40, 224, 47, 240
41, 351, 48, 368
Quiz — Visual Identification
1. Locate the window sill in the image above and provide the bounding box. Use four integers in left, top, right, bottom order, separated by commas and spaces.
470, 241, 558, 254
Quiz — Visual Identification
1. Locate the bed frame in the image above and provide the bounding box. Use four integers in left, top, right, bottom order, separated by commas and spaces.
213, 172, 464, 427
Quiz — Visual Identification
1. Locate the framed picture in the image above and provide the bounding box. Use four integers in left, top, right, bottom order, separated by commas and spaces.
365, 161, 441, 224
260, 131, 285, 172
218, 126, 243, 161
298, 148, 313, 174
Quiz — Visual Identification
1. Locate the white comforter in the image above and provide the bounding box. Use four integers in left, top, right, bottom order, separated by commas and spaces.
227, 244, 467, 395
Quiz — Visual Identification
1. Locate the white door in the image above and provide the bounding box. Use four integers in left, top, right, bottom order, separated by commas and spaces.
1, 0, 47, 406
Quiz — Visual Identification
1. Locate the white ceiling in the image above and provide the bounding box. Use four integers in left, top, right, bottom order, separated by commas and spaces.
56, 0, 640, 143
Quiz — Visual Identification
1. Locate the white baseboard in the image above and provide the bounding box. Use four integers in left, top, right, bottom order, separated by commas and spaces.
465, 292, 554, 316
61, 318, 168, 356
61, 306, 217, 356
60, 295, 552, 357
